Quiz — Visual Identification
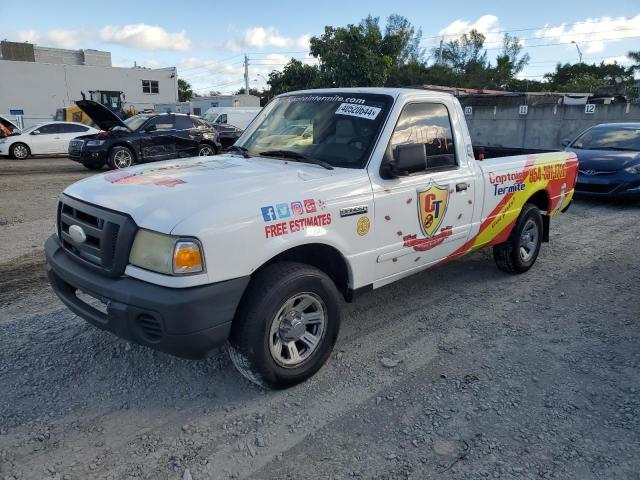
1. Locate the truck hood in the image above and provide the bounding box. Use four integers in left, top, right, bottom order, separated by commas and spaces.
63, 155, 368, 233
75, 100, 129, 131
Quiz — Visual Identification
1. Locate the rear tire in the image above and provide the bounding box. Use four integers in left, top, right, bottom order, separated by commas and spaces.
107, 146, 134, 169
493, 203, 543, 274
10, 143, 30, 159
228, 262, 341, 389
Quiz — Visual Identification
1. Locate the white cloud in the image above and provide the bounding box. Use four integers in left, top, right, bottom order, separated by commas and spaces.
240, 27, 310, 50
534, 15, 640, 54
603, 55, 633, 65
14, 28, 86, 49
15, 29, 40, 43
99, 24, 192, 51
437, 15, 504, 45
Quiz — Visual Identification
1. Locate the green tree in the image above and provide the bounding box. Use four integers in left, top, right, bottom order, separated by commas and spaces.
178, 78, 194, 102
267, 59, 322, 96
543, 61, 634, 93
629, 50, 640, 72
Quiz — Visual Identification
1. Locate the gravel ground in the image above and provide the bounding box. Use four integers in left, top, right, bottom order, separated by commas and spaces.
0, 158, 639, 479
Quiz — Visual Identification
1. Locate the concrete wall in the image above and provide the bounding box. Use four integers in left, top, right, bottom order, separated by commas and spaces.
463, 102, 640, 149
0, 60, 178, 127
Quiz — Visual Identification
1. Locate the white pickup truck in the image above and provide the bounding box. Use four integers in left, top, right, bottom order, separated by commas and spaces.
46, 88, 578, 388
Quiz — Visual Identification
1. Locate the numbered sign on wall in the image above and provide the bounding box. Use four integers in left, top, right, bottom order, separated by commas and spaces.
585, 104, 596, 114
464, 106, 472, 116
519, 105, 528, 115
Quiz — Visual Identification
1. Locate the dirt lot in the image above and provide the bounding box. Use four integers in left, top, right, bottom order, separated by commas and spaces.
0, 158, 639, 480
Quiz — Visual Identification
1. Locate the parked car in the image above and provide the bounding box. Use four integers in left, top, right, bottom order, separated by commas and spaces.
0, 121, 99, 159
203, 107, 260, 129
563, 123, 640, 198
69, 100, 222, 170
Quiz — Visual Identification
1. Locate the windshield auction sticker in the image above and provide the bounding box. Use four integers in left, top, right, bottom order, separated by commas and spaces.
335, 103, 381, 120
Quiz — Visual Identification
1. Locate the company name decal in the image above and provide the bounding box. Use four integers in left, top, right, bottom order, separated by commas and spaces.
261, 199, 331, 238
403, 226, 453, 251
104, 159, 238, 187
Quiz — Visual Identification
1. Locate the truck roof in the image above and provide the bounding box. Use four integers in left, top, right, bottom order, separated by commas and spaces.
280, 87, 454, 100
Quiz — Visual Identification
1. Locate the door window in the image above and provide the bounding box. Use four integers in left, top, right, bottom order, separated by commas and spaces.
389, 103, 457, 171
60, 124, 89, 133
174, 115, 194, 130
217, 114, 228, 124
37, 124, 60, 134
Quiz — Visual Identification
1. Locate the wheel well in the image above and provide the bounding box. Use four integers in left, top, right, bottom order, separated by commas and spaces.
527, 189, 550, 213
200, 141, 219, 154
11, 142, 30, 153
257, 244, 350, 300
527, 189, 551, 242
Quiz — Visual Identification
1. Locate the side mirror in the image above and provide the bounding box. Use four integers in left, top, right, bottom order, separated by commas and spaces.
561, 138, 570, 147
31, 130, 40, 135
383, 143, 427, 178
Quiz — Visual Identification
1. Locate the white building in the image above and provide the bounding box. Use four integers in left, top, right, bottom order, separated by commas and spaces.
0, 41, 178, 128
155, 95, 261, 116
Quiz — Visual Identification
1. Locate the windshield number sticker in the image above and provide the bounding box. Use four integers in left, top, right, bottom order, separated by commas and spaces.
335, 103, 381, 120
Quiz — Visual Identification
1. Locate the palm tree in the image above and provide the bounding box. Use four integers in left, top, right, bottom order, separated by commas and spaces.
629, 51, 640, 72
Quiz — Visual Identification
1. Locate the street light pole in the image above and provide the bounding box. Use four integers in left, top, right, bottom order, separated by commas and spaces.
571, 41, 583, 63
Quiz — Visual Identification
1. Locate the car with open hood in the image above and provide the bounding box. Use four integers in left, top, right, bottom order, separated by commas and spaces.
0, 121, 99, 159
0, 115, 21, 138
68, 100, 221, 170
563, 123, 640, 198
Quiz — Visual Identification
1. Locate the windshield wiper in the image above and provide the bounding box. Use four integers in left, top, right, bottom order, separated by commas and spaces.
259, 149, 334, 170
227, 145, 250, 158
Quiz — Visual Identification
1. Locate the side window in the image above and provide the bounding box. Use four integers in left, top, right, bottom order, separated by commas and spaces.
146, 115, 174, 131
217, 114, 228, 124
61, 124, 89, 133
389, 103, 457, 172
37, 124, 59, 134
174, 116, 193, 130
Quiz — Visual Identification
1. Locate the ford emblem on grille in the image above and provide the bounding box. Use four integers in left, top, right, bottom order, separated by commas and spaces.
69, 224, 87, 244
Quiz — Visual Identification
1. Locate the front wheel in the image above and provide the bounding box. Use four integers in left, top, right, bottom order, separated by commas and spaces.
228, 262, 341, 389
10, 143, 30, 159
107, 146, 134, 169
198, 143, 216, 156
493, 203, 543, 273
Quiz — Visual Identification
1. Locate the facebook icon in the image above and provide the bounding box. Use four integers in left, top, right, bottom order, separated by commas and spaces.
261, 206, 277, 222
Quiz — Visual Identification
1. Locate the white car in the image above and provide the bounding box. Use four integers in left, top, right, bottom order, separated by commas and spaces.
0, 121, 99, 159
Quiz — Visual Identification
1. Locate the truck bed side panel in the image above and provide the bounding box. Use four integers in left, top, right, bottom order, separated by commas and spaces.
440, 151, 578, 264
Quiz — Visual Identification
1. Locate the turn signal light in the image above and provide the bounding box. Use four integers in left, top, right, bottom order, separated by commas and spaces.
173, 241, 204, 274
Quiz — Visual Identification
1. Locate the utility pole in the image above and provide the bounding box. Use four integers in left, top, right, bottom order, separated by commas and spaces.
244, 54, 250, 95
438, 38, 444, 65
571, 41, 583, 63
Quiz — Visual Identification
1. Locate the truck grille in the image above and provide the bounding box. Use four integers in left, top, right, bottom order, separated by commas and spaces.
68, 139, 84, 156
57, 195, 137, 277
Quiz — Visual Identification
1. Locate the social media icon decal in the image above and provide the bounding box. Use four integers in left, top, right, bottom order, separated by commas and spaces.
261, 206, 277, 222
276, 203, 291, 218
291, 201, 304, 216
304, 199, 317, 213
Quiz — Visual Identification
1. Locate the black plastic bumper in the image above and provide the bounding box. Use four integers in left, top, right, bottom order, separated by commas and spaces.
69, 149, 108, 167
45, 235, 250, 359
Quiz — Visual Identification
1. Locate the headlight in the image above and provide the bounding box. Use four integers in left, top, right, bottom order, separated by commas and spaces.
129, 229, 204, 275
624, 164, 640, 175
86, 140, 105, 146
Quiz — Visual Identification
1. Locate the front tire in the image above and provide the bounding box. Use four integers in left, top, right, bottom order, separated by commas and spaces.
228, 262, 341, 389
107, 146, 134, 169
10, 143, 30, 159
493, 203, 543, 274
198, 143, 216, 156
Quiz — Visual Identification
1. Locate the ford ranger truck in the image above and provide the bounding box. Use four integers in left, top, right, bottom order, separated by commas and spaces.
45, 88, 578, 388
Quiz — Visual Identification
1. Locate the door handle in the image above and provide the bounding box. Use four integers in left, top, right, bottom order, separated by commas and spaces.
456, 182, 469, 192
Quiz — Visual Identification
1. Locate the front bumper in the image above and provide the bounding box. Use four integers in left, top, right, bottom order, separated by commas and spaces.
68, 147, 109, 166
45, 235, 250, 359
575, 172, 640, 198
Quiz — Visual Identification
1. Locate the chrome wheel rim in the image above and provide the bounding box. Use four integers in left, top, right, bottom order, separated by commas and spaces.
198, 145, 214, 156
519, 219, 539, 262
14, 144, 28, 159
114, 150, 132, 169
269, 293, 327, 368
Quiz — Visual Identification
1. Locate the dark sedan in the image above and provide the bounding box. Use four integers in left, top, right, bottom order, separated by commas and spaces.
564, 123, 640, 198
68, 100, 221, 170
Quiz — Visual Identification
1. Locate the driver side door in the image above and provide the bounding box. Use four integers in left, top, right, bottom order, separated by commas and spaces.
140, 115, 176, 161
370, 102, 476, 284
27, 123, 60, 154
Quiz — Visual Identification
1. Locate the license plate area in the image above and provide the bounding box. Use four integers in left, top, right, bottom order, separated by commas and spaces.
75, 289, 109, 316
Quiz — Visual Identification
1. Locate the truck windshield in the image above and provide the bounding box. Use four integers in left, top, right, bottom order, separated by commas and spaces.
572, 126, 640, 151
237, 93, 393, 169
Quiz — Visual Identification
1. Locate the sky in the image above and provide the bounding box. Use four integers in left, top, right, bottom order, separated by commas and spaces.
1, 0, 639, 94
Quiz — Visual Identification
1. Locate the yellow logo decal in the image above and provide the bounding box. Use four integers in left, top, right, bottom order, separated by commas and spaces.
417, 182, 450, 237
356, 216, 370, 236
